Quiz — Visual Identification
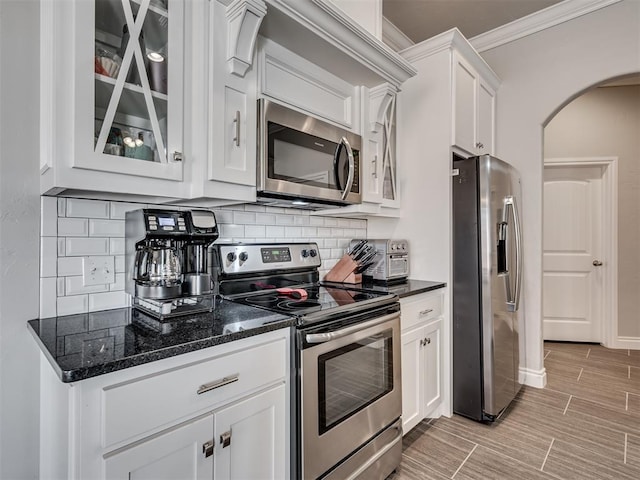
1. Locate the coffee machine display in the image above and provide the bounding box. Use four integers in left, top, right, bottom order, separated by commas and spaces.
125, 209, 219, 319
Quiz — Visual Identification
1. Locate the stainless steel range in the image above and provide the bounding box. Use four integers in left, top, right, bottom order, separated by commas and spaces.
211, 242, 403, 480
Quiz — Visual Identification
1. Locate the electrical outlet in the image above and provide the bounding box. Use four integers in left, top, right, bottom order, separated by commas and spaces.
83, 256, 115, 286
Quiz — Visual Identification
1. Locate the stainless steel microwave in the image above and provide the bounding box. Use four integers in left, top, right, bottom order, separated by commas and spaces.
257, 99, 362, 208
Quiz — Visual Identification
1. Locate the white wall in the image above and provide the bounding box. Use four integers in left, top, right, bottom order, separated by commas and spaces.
0, 1, 41, 478
544, 85, 640, 339
481, 0, 640, 378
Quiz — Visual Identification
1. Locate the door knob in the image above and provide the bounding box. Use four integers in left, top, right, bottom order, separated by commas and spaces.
593, 260, 603, 266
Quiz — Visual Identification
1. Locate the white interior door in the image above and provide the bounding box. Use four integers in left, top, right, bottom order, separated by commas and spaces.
543, 165, 604, 342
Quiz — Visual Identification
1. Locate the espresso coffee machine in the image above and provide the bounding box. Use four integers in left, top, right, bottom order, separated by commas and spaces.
125, 208, 218, 318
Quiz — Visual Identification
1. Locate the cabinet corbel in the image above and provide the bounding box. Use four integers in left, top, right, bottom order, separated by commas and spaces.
225, 0, 267, 77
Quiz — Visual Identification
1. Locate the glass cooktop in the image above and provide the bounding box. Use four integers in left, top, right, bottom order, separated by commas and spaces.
228, 283, 397, 321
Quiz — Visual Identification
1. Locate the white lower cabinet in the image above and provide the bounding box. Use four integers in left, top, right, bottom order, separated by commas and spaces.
40, 329, 289, 480
213, 385, 286, 480
105, 415, 214, 480
400, 292, 444, 434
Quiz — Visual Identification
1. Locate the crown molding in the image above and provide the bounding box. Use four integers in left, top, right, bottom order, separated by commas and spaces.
470, 0, 624, 52
381, 16, 414, 52
400, 27, 500, 88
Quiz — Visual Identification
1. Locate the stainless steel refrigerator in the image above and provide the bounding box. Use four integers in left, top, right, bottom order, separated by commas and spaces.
452, 154, 523, 422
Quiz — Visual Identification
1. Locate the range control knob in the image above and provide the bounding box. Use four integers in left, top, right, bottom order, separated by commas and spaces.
227, 252, 237, 262
301, 249, 309, 258
309, 249, 317, 258
239, 251, 248, 262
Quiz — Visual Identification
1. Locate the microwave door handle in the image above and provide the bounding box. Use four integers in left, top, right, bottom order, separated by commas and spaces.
337, 137, 355, 201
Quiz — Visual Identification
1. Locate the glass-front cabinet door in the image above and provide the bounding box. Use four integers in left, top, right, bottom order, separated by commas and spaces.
75, 0, 184, 181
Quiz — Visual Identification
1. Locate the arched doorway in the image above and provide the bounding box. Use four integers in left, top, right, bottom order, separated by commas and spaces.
541, 77, 640, 348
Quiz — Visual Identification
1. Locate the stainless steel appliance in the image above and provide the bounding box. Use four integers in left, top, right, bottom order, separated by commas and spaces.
257, 98, 362, 209
125, 209, 218, 318
452, 154, 523, 422
211, 242, 403, 480
350, 239, 409, 284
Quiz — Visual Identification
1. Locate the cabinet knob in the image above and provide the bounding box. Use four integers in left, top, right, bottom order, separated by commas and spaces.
220, 430, 232, 448
475, 142, 484, 150
203, 440, 214, 458
425, 337, 431, 345
593, 260, 603, 267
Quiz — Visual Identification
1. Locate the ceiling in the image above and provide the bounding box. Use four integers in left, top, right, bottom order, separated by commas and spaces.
382, 0, 565, 43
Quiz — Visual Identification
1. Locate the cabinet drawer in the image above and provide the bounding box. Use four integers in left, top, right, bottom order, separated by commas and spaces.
400, 293, 442, 330
102, 338, 286, 449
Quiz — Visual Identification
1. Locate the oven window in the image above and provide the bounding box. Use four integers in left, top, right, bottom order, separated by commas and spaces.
318, 329, 393, 434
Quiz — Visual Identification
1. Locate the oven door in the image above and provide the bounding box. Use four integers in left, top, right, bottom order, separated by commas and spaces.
301, 311, 401, 479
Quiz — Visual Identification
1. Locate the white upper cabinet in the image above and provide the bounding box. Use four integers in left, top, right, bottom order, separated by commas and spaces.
452, 50, 497, 156
41, 0, 189, 201
362, 83, 399, 208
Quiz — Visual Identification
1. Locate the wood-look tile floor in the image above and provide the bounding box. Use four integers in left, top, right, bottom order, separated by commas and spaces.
389, 341, 640, 479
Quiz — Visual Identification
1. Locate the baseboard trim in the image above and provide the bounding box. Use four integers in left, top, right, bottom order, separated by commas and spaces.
612, 336, 640, 350
519, 366, 547, 388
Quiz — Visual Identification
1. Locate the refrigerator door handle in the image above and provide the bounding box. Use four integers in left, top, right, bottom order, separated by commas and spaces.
504, 196, 523, 312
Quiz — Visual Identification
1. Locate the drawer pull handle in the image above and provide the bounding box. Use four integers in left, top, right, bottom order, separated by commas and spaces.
220, 430, 232, 448
197, 373, 240, 395
419, 309, 433, 316
203, 440, 214, 458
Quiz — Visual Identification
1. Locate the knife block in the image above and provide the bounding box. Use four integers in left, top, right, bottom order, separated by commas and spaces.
323, 254, 362, 284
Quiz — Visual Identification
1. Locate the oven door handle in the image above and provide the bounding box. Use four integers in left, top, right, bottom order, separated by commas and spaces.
305, 311, 399, 344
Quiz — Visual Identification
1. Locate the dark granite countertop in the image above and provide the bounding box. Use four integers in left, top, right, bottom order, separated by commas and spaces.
28, 298, 296, 383
354, 279, 446, 298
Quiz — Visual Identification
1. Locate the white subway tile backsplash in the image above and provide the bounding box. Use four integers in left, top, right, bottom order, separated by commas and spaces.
65, 238, 110, 256
302, 227, 318, 237
109, 238, 125, 255
58, 218, 89, 236
245, 225, 266, 237
233, 211, 256, 224
256, 213, 276, 225
41, 197, 367, 316
266, 225, 285, 238
110, 202, 141, 220
114, 255, 125, 273
65, 276, 109, 296
294, 216, 310, 226
40, 237, 57, 278
57, 295, 89, 316
41, 197, 58, 237
66, 198, 110, 219
89, 291, 127, 312
285, 227, 302, 238
220, 224, 245, 238
90, 219, 125, 237
58, 257, 83, 276
276, 215, 295, 225
214, 210, 234, 224
110, 273, 125, 291
40, 277, 57, 318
